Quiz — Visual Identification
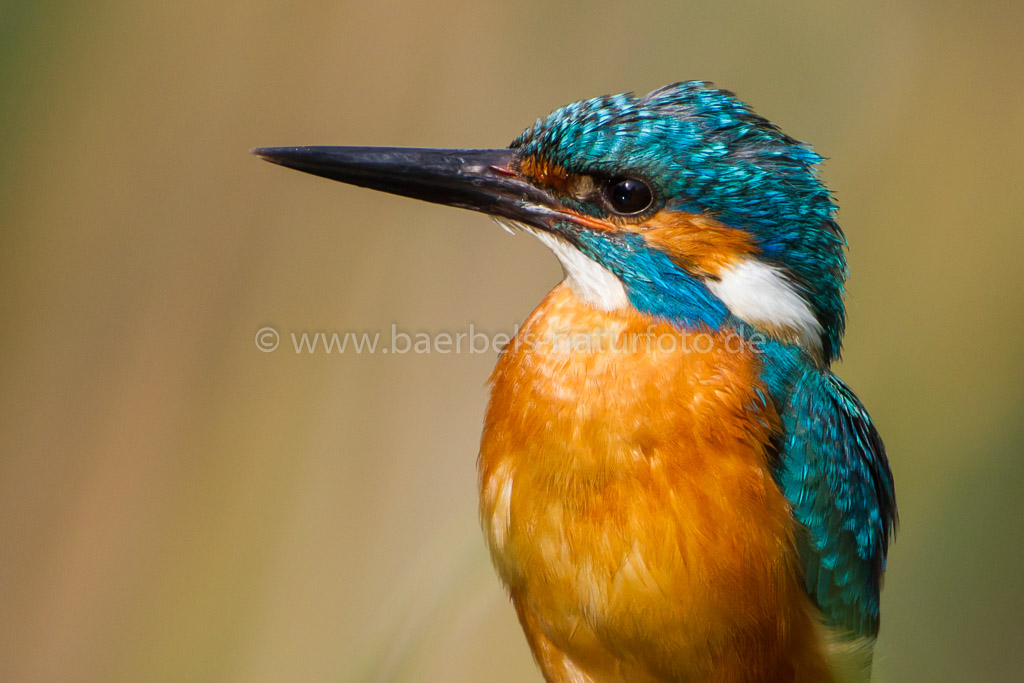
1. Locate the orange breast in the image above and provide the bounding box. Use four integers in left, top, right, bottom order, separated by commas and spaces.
479, 283, 832, 682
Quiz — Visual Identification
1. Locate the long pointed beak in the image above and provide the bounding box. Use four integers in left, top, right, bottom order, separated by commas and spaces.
252, 146, 565, 230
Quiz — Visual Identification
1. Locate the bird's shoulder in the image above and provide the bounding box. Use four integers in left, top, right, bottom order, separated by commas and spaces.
762, 348, 897, 640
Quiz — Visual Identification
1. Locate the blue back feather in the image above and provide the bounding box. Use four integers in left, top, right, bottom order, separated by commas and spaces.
758, 340, 897, 638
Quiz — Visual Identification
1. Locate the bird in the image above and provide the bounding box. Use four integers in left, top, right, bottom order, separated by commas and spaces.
254, 81, 896, 682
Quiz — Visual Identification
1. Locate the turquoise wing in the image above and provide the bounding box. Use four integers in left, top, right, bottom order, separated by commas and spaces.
775, 369, 897, 638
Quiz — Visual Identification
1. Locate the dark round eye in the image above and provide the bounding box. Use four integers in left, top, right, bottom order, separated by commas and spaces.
603, 177, 653, 215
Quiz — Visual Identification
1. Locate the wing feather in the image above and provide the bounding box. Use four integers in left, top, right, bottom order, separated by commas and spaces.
775, 369, 897, 639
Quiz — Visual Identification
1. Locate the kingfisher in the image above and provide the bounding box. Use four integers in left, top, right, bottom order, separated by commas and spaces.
255, 81, 896, 682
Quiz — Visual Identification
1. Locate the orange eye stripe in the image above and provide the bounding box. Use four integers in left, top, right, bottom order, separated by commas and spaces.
640, 211, 760, 277
516, 155, 573, 193
516, 156, 760, 259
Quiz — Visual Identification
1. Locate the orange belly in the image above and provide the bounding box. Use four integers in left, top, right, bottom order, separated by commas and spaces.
479, 283, 832, 682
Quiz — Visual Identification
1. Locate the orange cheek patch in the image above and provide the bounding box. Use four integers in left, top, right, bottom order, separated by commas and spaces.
638, 211, 759, 278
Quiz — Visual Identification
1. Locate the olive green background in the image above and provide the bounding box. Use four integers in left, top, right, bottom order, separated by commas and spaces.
2, 2, 1022, 681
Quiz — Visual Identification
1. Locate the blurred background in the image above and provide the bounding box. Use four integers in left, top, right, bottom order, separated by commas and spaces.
2, 1, 1022, 681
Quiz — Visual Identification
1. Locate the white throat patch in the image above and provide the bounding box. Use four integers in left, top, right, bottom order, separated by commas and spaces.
706, 258, 823, 357
495, 219, 629, 312
491, 219, 822, 355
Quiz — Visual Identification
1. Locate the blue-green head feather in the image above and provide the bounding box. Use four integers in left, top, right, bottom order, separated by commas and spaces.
511, 81, 848, 363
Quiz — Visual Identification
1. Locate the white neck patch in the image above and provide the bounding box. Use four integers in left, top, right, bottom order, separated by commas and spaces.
706, 258, 823, 357
491, 219, 822, 354
494, 219, 629, 312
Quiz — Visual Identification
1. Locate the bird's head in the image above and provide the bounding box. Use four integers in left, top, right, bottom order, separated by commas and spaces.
256, 81, 847, 364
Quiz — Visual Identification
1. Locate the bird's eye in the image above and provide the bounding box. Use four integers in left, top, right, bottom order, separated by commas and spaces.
603, 177, 653, 215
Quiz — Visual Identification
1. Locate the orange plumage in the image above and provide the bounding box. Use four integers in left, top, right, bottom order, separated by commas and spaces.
479, 284, 834, 682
